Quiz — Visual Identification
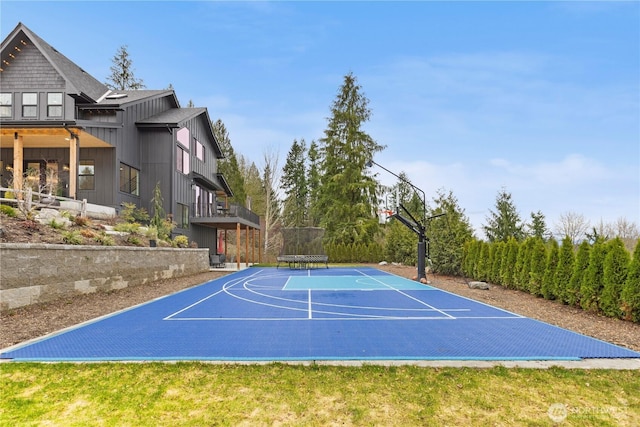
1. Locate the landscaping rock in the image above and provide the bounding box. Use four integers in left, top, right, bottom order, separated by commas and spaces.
468, 281, 490, 290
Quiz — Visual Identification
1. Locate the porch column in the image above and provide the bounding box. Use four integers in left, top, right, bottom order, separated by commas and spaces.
12, 133, 23, 195
68, 133, 78, 199
251, 228, 255, 265
236, 223, 241, 270
245, 225, 249, 267
258, 228, 262, 263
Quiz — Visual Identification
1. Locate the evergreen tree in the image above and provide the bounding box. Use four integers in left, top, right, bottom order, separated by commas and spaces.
528, 237, 547, 296
621, 240, 640, 322
567, 240, 590, 307
212, 119, 247, 207
317, 72, 384, 246
426, 189, 474, 276
482, 188, 525, 243
384, 220, 417, 265
555, 236, 576, 304
280, 139, 308, 227
105, 45, 145, 90
580, 240, 607, 312
243, 161, 264, 214
541, 239, 559, 300
600, 237, 630, 318
527, 210, 549, 240
307, 140, 322, 227
500, 237, 520, 288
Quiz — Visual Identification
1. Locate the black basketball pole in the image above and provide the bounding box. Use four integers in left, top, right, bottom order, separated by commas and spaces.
366, 159, 428, 281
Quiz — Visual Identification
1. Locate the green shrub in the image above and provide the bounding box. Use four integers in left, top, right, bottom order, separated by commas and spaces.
541, 239, 559, 300
173, 235, 189, 248
567, 241, 590, 307
62, 230, 83, 245
527, 238, 547, 297
581, 240, 607, 312
490, 242, 505, 285
114, 222, 141, 235
600, 237, 630, 318
126, 235, 143, 246
462, 239, 480, 278
94, 233, 115, 246
0, 204, 17, 217
500, 238, 519, 288
621, 240, 640, 322
515, 238, 534, 291
475, 241, 490, 282
120, 202, 150, 224
555, 236, 576, 304
48, 218, 64, 230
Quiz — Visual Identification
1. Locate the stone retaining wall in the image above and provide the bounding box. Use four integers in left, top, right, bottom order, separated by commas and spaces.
0, 244, 210, 311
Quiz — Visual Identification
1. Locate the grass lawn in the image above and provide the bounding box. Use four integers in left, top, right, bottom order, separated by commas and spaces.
1, 363, 639, 426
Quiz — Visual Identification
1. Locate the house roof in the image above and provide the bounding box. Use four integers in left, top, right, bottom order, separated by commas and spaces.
1, 22, 110, 102
138, 107, 224, 158
137, 107, 206, 126
93, 90, 180, 108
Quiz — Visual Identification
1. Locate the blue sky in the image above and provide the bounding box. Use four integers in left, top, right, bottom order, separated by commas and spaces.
2, 1, 639, 236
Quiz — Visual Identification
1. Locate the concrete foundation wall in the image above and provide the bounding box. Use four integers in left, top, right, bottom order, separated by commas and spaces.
0, 244, 209, 311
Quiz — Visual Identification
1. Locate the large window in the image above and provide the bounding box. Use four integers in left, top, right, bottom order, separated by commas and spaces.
177, 203, 189, 228
176, 145, 189, 174
22, 92, 37, 118
176, 127, 190, 174
47, 92, 63, 117
78, 160, 95, 190
195, 139, 205, 162
0, 93, 12, 117
119, 163, 139, 196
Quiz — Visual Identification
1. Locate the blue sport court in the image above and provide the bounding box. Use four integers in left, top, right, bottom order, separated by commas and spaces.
2, 267, 639, 362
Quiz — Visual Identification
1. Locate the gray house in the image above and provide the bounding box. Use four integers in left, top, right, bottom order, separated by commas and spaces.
0, 22, 261, 265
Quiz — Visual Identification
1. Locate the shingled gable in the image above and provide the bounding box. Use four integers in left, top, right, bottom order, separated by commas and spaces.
1, 22, 109, 103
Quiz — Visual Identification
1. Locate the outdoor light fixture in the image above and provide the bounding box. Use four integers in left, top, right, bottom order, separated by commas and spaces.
367, 159, 443, 282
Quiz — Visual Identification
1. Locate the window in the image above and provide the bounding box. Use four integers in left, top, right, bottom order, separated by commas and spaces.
0, 93, 12, 117
177, 127, 189, 148
22, 92, 37, 117
176, 145, 189, 174
78, 160, 95, 190
47, 93, 63, 117
119, 163, 139, 196
177, 203, 189, 228
195, 139, 205, 162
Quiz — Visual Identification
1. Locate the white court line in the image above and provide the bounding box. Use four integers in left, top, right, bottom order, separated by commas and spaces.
163, 269, 265, 320
354, 269, 456, 319
308, 289, 312, 319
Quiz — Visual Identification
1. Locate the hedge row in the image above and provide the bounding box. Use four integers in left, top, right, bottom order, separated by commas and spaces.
462, 237, 640, 323
323, 242, 385, 264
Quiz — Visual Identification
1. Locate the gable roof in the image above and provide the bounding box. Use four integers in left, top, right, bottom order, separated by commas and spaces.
1, 22, 109, 102
0, 22, 109, 101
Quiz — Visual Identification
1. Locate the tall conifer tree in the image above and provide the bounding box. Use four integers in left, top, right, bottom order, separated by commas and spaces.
280, 139, 308, 227
212, 119, 247, 207
105, 45, 145, 90
316, 73, 384, 246
483, 188, 525, 242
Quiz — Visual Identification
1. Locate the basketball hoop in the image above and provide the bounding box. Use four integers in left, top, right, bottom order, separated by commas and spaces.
378, 209, 394, 224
